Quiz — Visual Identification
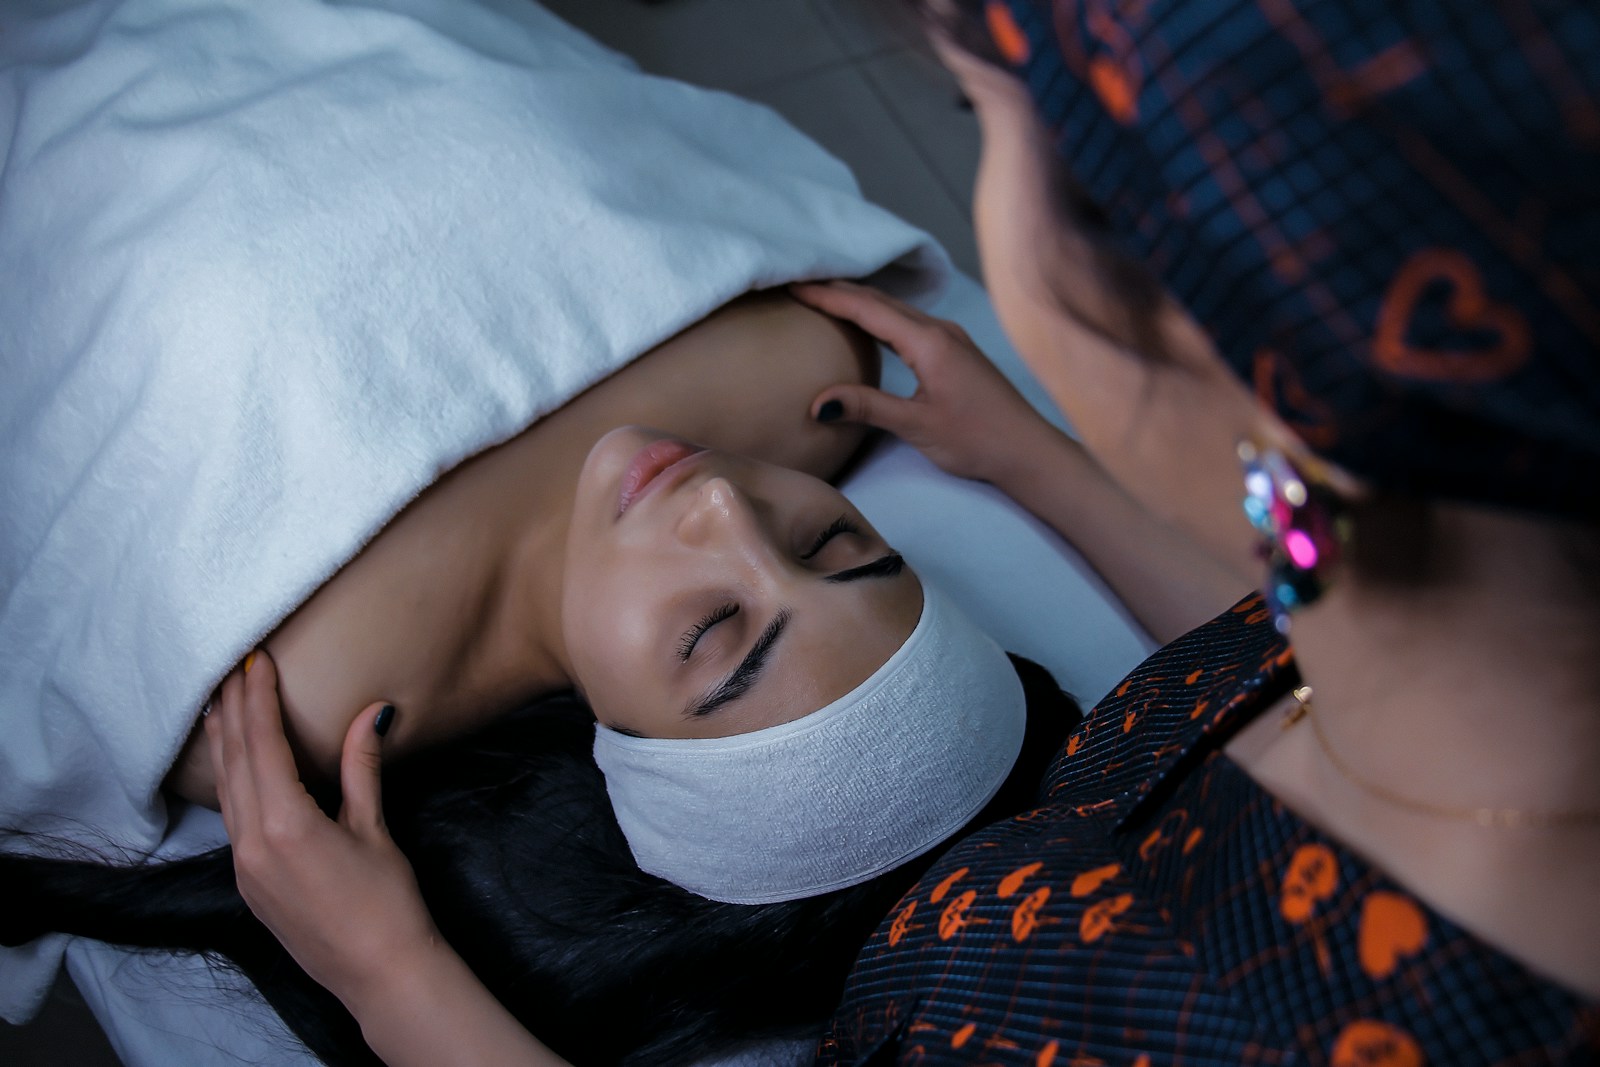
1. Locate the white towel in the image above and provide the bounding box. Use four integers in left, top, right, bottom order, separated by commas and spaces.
0, 0, 946, 1019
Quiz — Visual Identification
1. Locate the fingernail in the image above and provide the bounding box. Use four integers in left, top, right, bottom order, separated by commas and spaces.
816, 399, 843, 424
243, 651, 257, 674
374, 705, 396, 738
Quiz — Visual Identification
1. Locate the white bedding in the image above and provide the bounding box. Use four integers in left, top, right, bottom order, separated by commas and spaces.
0, 0, 946, 1021
0, 0, 1152, 1060
59, 269, 1152, 1067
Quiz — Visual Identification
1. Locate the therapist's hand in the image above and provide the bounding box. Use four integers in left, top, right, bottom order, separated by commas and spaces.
208, 653, 572, 1066
792, 280, 1061, 485
205, 651, 437, 1012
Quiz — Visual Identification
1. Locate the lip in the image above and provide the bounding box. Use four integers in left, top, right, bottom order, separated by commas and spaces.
618, 438, 706, 515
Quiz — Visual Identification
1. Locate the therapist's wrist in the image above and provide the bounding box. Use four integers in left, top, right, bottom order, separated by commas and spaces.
336, 919, 450, 1018
345, 928, 458, 1036
983, 418, 1088, 500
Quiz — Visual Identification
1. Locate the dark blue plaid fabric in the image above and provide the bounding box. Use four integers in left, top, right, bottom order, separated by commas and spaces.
817, 597, 1600, 1065
991, 0, 1600, 517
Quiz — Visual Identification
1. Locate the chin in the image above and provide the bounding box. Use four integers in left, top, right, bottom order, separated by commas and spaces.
577, 427, 649, 509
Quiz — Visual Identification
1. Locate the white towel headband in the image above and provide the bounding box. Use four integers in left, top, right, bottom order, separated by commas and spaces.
592, 583, 1027, 904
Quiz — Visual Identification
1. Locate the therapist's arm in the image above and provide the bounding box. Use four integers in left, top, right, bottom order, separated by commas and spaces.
792, 280, 1244, 646
206, 652, 569, 1067
976, 418, 1247, 645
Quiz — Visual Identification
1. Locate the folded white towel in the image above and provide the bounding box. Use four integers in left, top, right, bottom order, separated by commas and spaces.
0, 0, 946, 1019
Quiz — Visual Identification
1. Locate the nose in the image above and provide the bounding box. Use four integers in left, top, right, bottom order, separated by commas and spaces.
676, 475, 772, 555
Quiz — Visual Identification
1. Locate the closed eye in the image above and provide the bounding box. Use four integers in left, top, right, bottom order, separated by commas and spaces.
801, 515, 862, 560
678, 603, 738, 661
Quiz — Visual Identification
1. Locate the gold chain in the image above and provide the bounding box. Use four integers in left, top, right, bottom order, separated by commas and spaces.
1281, 686, 1600, 830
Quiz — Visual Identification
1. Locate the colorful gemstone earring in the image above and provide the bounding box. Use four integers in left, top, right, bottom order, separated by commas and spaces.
1236, 440, 1352, 634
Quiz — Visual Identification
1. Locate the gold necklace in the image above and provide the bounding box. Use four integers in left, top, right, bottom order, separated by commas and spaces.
1280, 686, 1600, 830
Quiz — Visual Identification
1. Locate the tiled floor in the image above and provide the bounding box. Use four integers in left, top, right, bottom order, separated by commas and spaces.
1, 2, 979, 1065
540, 0, 983, 276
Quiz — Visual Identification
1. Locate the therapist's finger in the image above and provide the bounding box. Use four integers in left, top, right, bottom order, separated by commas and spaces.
337, 702, 393, 836
236, 650, 308, 811
207, 664, 255, 832
811, 383, 920, 437
789, 281, 944, 367
203, 685, 230, 825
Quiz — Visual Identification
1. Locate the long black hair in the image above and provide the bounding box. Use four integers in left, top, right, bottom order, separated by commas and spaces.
1, 656, 1077, 1066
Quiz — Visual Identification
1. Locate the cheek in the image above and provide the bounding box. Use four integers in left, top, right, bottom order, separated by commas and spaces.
561, 557, 626, 681
561, 558, 679, 715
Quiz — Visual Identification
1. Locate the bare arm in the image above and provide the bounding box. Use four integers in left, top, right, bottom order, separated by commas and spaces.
978, 415, 1249, 645
545, 288, 883, 485
206, 652, 567, 1066
355, 943, 562, 1067
793, 281, 1244, 645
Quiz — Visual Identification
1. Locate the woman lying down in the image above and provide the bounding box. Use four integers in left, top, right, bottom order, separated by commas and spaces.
8, 260, 1240, 1067
6, 286, 1086, 1065
0, 0, 1109, 1063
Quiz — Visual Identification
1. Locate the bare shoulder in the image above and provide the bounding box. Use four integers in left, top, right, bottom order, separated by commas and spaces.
161, 289, 879, 808
570, 288, 880, 480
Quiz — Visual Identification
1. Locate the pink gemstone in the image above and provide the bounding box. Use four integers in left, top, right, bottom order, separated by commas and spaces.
1283, 529, 1319, 570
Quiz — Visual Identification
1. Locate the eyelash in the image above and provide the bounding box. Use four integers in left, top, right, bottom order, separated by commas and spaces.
679, 603, 738, 661
676, 516, 863, 662
803, 515, 862, 559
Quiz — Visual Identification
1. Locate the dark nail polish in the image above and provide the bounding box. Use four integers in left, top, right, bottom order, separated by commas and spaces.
817, 399, 843, 424
374, 705, 395, 737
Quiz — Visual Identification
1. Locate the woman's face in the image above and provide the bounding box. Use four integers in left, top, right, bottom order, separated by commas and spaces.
562, 426, 924, 739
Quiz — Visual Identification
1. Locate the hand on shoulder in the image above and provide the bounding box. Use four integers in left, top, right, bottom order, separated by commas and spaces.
792, 280, 1069, 487
204, 651, 434, 1009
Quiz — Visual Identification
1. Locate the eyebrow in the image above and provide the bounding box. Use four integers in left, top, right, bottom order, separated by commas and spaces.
684, 553, 906, 718
686, 609, 791, 718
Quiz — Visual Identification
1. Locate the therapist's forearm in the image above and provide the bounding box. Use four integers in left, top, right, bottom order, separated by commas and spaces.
988, 419, 1248, 646
349, 935, 570, 1067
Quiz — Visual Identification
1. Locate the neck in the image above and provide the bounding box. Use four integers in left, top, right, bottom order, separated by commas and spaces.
473, 430, 586, 700
1227, 503, 1600, 996
1286, 504, 1600, 821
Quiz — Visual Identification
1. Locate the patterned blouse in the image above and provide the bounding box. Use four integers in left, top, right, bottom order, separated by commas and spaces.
818, 596, 1599, 1065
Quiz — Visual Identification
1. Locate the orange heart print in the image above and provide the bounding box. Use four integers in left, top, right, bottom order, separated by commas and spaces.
1280, 843, 1338, 923
940, 890, 979, 940
888, 899, 917, 947
1374, 248, 1531, 383
1358, 892, 1428, 979
1071, 863, 1121, 897
1079, 893, 1135, 943
1331, 1020, 1424, 1067
1012, 887, 1052, 942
